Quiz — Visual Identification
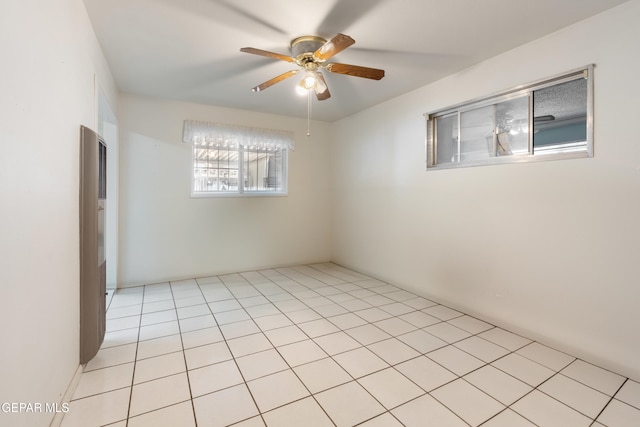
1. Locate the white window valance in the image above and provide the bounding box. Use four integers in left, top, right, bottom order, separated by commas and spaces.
182, 120, 294, 151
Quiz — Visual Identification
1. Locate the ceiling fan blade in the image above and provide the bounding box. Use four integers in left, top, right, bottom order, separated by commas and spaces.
240, 47, 296, 63
325, 63, 385, 80
312, 33, 355, 62
251, 70, 299, 92
315, 72, 331, 101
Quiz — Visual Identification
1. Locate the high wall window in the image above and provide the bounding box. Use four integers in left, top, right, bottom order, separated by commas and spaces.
183, 121, 293, 196
425, 65, 593, 170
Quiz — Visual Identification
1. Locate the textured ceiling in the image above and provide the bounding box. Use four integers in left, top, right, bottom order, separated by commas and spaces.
83, 0, 628, 121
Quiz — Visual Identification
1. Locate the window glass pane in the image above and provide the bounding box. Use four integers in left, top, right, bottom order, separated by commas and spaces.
459, 95, 530, 163
533, 78, 587, 154
495, 96, 530, 156
192, 142, 211, 192
460, 105, 495, 162
193, 144, 239, 193
241, 148, 285, 193
435, 113, 458, 165
243, 149, 258, 191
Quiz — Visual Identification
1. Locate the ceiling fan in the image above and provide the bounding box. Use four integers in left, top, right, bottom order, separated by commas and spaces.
240, 33, 385, 101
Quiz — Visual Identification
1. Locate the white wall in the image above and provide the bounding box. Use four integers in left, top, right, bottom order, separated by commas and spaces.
331, 0, 640, 380
0, 1, 117, 426
118, 94, 332, 287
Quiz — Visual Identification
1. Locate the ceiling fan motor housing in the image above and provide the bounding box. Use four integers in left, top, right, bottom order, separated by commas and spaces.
290, 35, 327, 64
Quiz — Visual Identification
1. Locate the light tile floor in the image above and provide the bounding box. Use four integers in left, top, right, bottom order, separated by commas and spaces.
61, 263, 640, 427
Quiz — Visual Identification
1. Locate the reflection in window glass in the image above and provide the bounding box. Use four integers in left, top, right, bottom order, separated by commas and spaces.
436, 113, 458, 165
495, 96, 529, 156
243, 149, 283, 192
194, 145, 239, 193
436, 95, 530, 166
533, 78, 588, 154
461, 105, 494, 163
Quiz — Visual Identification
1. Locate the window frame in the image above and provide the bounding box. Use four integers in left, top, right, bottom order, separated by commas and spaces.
191, 144, 289, 198
184, 121, 292, 198
425, 65, 594, 170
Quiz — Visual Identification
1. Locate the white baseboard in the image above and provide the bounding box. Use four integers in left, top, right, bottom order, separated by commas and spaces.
49, 364, 83, 427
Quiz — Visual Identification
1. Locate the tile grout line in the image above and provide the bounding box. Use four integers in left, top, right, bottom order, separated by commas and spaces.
278, 264, 629, 425
206, 274, 271, 426
119, 285, 191, 422
124, 285, 145, 427
259, 266, 474, 425
168, 279, 199, 427
256, 267, 433, 426
308, 264, 471, 426
592, 377, 629, 426
234, 268, 390, 425
281, 265, 504, 426
224, 270, 340, 427
589, 378, 628, 426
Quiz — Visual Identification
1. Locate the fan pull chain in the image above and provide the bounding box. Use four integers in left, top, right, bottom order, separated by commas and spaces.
306, 89, 312, 137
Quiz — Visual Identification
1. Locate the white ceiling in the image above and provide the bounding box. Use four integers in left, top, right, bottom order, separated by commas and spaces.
83, 0, 628, 122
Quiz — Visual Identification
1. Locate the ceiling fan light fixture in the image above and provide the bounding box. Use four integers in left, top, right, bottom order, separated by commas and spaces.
295, 79, 310, 96
296, 71, 323, 96
302, 72, 317, 89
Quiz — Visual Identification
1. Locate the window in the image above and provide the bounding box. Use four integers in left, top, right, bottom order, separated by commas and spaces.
426, 65, 593, 169
183, 121, 293, 196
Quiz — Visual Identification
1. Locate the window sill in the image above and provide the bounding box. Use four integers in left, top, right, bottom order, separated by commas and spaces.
190, 191, 288, 198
